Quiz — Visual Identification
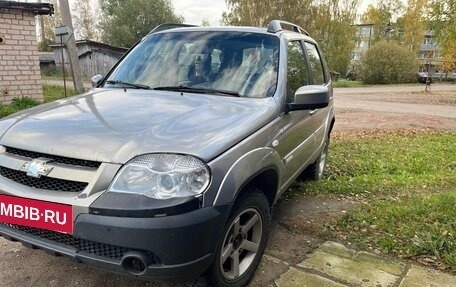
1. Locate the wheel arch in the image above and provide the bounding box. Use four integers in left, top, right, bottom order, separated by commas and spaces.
236, 168, 279, 208
329, 116, 335, 135
212, 148, 282, 208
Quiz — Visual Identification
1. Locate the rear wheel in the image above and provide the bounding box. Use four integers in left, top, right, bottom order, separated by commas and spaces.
302, 136, 330, 181
206, 189, 270, 287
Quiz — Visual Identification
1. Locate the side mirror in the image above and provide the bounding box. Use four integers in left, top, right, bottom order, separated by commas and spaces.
91, 74, 103, 87
287, 85, 330, 111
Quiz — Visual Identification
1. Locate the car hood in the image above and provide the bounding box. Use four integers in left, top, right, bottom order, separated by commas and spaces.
0, 89, 278, 163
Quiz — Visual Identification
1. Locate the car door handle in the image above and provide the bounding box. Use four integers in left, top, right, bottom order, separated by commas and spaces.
309, 109, 317, 115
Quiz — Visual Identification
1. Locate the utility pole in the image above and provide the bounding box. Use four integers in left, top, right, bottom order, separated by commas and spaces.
425, 52, 432, 93
58, 0, 84, 93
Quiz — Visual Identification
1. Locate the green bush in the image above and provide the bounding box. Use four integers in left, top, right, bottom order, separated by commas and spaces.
360, 41, 418, 84
0, 105, 18, 118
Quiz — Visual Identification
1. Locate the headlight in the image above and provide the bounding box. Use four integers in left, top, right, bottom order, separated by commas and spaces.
108, 154, 210, 199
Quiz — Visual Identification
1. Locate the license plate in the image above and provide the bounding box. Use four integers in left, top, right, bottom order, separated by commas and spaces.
0, 194, 73, 234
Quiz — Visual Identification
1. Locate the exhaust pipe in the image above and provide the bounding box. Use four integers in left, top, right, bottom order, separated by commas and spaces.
121, 251, 151, 276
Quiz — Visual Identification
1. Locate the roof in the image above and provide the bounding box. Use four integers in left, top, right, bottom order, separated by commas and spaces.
51, 40, 128, 53
152, 25, 317, 44
155, 25, 269, 34
149, 20, 312, 38
38, 52, 54, 63
75, 40, 128, 52
0, 1, 54, 15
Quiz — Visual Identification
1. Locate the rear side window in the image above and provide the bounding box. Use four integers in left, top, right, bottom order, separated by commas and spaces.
287, 41, 308, 96
304, 42, 325, 85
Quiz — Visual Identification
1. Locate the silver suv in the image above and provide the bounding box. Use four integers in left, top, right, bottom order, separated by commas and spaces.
0, 20, 334, 287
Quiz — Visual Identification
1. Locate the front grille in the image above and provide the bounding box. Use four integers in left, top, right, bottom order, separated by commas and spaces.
5, 146, 101, 169
1, 223, 161, 263
0, 166, 88, 192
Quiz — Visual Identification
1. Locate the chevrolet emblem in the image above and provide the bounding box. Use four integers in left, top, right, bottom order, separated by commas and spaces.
21, 158, 54, 178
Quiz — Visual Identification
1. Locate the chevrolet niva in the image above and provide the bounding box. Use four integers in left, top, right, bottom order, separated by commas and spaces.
0, 20, 334, 287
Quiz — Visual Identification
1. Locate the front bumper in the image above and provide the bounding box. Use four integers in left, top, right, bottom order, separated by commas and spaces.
0, 205, 230, 280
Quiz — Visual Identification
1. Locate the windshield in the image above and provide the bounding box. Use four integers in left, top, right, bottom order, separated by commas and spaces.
105, 31, 279, 98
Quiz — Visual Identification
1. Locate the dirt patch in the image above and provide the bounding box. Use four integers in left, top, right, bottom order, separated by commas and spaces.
335, 87, 456, 131
335, 110, 456, 131
247, 194, 358, 286
266, 195, 356, 264
352, 91, 456, 106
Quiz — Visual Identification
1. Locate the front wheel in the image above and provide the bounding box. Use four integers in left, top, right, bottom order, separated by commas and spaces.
206, 189, 270, 287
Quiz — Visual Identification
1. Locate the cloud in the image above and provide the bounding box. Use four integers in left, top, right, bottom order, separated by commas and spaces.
172, 0, 227, 25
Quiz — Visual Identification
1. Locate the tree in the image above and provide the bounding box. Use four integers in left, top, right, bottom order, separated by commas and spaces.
401, 0, 428, 53
99, 0, 183, 47
201, 19, 210, 27
222, 0, 275, 26
440, 46, 456, 77
427, 0, 456, 78
360, 41, 418, 84
311, 0, 359, 74
361, 0, 404, 43
222, 0, 359, 74
37, 0, 62, 51
222, 0, 327, 28
73, 0, 100, 41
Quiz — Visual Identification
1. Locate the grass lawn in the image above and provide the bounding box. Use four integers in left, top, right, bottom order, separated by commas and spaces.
333, 79, 365, 88
0, 85, 73, 118
42, 84, 75, 102
296, 129, 456, 273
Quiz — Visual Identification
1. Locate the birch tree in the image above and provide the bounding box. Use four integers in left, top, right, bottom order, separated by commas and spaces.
428, 0, 456, 77
38, 0, 62, 51
73, 0, 100, 41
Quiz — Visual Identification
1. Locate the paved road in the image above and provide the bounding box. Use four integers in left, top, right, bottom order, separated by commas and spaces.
335, 90, 456, 119
335, 83, 456, 94
334, 83, 456, 131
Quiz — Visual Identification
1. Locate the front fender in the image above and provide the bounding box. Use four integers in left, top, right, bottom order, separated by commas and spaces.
212, 147, 283, 206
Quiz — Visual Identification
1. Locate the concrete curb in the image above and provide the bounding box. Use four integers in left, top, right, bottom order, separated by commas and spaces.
273, 241, 456, 287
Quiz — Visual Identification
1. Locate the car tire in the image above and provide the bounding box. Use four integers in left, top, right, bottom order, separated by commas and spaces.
205, 188, 270, 287
301, 136, 330, 181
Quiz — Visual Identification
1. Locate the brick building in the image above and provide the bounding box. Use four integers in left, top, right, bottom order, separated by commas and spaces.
0, 1, 53, 104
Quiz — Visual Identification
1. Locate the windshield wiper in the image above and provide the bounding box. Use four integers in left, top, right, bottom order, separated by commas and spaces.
105, 80, 151, 90
153, 86, 242, 97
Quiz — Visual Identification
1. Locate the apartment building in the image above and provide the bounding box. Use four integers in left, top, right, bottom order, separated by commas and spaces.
350, 24, 456, 80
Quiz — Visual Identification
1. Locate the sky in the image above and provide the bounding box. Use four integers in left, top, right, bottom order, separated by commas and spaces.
62, 0, 228, 26
42, 0, 380, 26
172, 0, 375, 26
63, 0, 375, 26
172, 0, 227, 25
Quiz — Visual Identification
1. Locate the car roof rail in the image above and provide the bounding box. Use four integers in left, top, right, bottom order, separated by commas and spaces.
267, 20, 309, 36
148, 23, 198, 34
